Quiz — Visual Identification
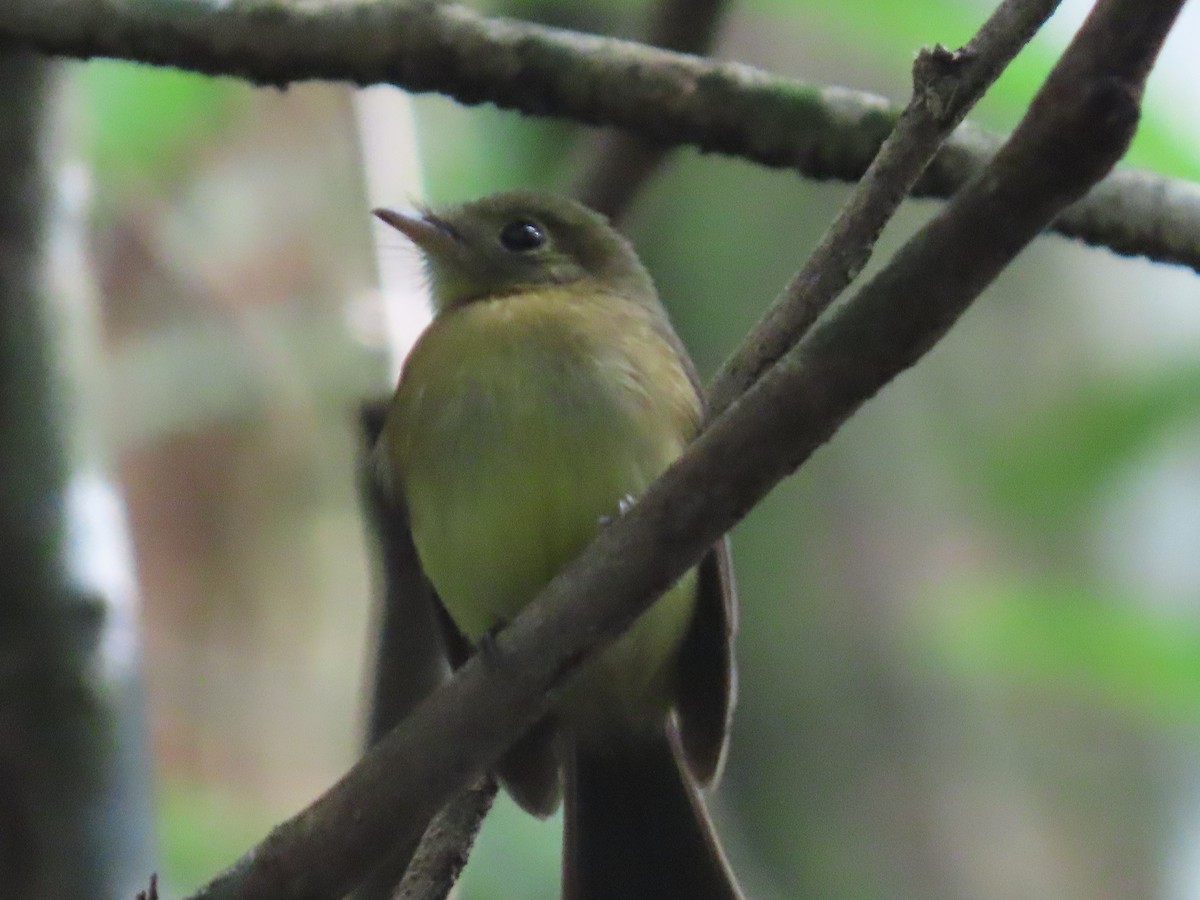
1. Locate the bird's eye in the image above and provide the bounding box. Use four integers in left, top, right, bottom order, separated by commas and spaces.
499, 220, 546, 252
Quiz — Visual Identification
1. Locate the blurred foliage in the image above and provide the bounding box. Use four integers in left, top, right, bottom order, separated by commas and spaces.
978, 363, 1200, 532
782, 0, 1200, 178
921, 577, 1200, 725
78, 62, 244, 189
158, 781, 279, 893
460, 797, 564, 899
70, 0, 1200, 898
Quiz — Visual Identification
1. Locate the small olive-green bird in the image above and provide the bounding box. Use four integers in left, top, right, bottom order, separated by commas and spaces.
373, 191, 740, 900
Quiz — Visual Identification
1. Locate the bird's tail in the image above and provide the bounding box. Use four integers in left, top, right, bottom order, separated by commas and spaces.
562, 726, 742, 900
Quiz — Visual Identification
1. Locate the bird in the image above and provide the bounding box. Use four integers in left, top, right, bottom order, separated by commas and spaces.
373, 190, 741, 900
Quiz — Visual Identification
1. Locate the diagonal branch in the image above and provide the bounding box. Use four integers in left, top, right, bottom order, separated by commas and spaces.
709, 0, 1063, 414
2, 0, 1199, 273
182, 0, 1184, 896
390, 776, 497, 900
388, 0, 1043, 884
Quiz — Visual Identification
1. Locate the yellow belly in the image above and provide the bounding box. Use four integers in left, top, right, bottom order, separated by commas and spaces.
381, 286, 702, 731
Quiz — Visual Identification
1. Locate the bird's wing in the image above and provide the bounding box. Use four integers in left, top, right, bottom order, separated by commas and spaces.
675, 537, 738, 786
646, 305, 739, 786
359, 399, 455, 745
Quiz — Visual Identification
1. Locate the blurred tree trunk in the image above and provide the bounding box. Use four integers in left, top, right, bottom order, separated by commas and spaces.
0, 51, 155, 899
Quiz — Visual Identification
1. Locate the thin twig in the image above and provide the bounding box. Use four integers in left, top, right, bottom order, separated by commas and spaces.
391, 777, 498, 900
572, 0, 730, 221
2, 0, 1198, 271
708, 0, 1063, 415
182, 1, 1181, 896
136, 874, 159, 900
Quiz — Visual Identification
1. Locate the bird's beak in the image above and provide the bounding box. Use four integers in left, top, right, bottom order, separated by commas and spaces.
372, 207, 458, 253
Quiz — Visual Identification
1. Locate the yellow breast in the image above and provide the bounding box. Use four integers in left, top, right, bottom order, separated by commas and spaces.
380, 284, 702, 727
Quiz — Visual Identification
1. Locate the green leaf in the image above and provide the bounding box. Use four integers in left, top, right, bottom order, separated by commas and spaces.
918, 577, 1200, 725
77, 60, 243, 186
978, 364, 1200, 530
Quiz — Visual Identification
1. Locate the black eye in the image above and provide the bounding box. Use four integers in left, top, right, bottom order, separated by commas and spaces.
499, 219, 546, 252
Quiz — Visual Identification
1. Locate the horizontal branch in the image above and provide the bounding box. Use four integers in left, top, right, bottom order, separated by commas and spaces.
185, 0, 1183, 895
2, 0, 1198, 272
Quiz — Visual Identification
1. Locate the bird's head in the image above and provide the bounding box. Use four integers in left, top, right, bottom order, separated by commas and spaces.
373, 190, 656, 312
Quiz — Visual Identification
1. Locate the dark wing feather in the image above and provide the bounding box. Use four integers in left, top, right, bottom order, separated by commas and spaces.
675, 539, 737, 786
646, 304, 739, 786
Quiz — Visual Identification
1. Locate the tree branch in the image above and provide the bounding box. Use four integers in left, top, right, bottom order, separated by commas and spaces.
709, 0, 1063, 414
1, 0, 1197, 273
390, 777, 497, 900
181, 0, 1183, 896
